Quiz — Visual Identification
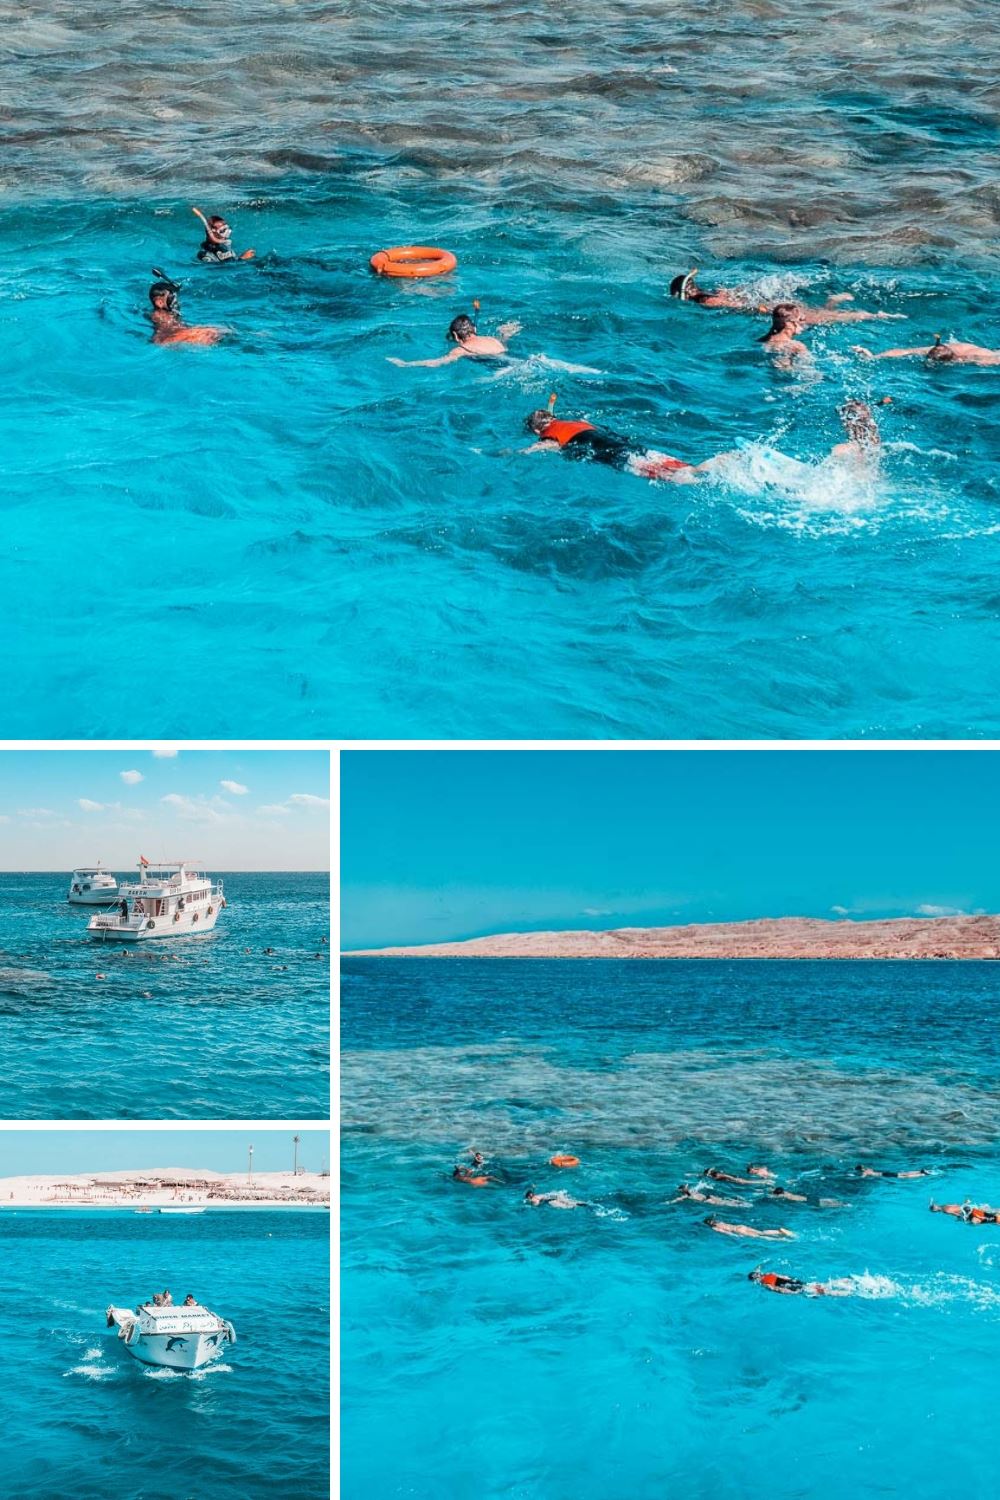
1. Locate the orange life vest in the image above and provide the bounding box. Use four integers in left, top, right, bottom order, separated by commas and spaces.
541, 419, 596, 447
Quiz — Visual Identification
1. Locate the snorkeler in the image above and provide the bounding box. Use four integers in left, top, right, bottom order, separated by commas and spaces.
147, 270, 226, 347
524, 1186, 585, 1210
388, 305, 521, 368
452, 1164, 491, 1187
929, 1199, 1000, 1224
524, 401, 733, 482
191, 207, 255, 263
671, 271, 902, 323
853, 335, 1000, 366
854, 1165, 930, 1179
705, 1217, 794, 1240
768, 1186, 808, 1202
705, 1167, 767, 1187
829, 399, 887, 468
748, 1270, 850, 1296
671, 1183, 750, 1207
759, 303, 812, 362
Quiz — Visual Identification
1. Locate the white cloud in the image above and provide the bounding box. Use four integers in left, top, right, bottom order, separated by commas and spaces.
151, 749, 178, 758
220, 780, 249, 796
17, 807, 56, 818
257, 804, 290, 816
120, 770, 144, 786
916, 903, 965, 918
161, 793, 227, 824
0, 815, 9, 825
78, 798, 104, 813
287, 793, 330, 809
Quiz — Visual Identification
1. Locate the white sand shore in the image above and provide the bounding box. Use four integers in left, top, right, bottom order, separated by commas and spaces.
0, 1167, 330, 1209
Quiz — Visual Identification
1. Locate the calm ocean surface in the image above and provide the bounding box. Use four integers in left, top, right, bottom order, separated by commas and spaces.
0, 873, 330, 1119
0, 1209, 329, 1500
342, 958, 1000, 1497
3, 1, 1000, 737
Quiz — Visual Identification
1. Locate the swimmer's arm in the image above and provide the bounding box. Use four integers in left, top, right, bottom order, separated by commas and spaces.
496, 320, 522, 340
852, 344, 930, 360
825, 309, 907, 323
522, 440, 560, 454
386, 348, 467, 368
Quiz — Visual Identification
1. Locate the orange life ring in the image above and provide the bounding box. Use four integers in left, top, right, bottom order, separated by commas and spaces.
370, 246, 457, 279
549, 1154, 580, 1169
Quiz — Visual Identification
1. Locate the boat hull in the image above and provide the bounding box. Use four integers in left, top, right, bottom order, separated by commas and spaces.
68, 890, 118, 905
88, 910, 221, 942
125, 1329, 231, 1371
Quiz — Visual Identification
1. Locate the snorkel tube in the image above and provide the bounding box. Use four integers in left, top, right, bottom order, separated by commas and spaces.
679, 267, 698, 302
149, 267, 182, 313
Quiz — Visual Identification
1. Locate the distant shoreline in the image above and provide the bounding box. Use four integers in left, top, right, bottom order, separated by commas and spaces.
345, 913, 1000, 961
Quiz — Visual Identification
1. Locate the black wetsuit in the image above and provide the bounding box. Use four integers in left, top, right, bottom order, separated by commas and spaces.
561, 427, 635, 470
198, 237, 237, 264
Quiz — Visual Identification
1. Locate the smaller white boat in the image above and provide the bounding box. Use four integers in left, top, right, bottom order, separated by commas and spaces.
106, 1302, 236, 1372
158, 1207, 205, 1215
68, 866, 118, 905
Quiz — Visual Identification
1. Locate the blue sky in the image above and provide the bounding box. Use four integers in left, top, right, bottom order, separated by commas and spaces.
0, 1130, 330, 1176
0, 750, 329, 869
342, 750, 999, 947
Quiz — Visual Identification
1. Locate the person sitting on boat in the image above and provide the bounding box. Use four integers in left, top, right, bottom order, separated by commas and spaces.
704, 1217, 794, 1240
854, 1164, 930, 1179
148, 270, 226, 347
192, 207, 255, 263
523, 403, 734, 483
151, 1293, 164, 1306
162, 1289, 173, 1306
388, 307, 520, 368
853, 334, 1000, 366
183, 1293, 197, 1306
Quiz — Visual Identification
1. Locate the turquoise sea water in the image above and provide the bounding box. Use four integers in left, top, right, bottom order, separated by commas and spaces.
0, 1209, 329, 1500
3, 1, 1000, 737
342, 958, 1000, 1497
0, 873, 330, 1118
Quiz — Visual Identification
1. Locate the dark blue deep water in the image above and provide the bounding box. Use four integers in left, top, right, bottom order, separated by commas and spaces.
0, 873, 330, 1118
3, 1, 1000, 736
0, 1209, 329, 1500
342, 959, 1000, 1497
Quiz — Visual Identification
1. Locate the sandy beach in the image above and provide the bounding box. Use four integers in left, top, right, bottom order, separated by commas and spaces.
0, 1167, 330, 1209
348, 913, 1000, 961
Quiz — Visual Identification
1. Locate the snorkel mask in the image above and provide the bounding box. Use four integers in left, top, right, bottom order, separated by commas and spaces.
149, 267, 181, 313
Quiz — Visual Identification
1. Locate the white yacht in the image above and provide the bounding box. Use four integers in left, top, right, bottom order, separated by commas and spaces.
67, 866, 118, 906
106, 1302, 236, 1372
87, 860, 225, 942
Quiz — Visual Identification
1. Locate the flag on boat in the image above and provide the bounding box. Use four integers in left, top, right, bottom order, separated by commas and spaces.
139, 855, 150, 867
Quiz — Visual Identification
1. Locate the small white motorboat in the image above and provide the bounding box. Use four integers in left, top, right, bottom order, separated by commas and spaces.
67, 866, 118, 905
106, 1301, 236, 1372
87, 860, 225, 942
158, 1207, 205, 1215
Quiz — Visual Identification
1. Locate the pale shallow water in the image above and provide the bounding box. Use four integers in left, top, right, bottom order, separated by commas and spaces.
3, 1, 999, 735
343, 959, 1000, 1497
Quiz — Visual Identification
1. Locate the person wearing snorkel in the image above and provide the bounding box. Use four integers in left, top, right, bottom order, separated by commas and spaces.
191, 207, 255, 264
147, 269, 226, 347
671, 269, 905, 324
830, 399, 888, 468
853, 335, 1000, 366
387, 305, 521, 367
523, 398, 736, 482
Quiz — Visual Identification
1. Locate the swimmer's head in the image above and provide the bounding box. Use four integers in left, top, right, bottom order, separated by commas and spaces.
526, 409, 552, 435
149, 279, 179, 313
761, 302, 804, 339
926, 337, 956, 363
838, 399, 881, 445
448, 313, 477, 343
669, 268, 700, 301
208, 216, 232, 241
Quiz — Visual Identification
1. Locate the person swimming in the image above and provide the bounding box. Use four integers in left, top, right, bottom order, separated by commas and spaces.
929, 1199, 1000, 1224
749, 1270, 850, 1296
192, 207, 255, 263
760, 303, 812, 362
853, 335, 1000, 366
524, 404, 732, 482
828, 399, 886, 468
453, 1164, 491, 1186
705, 1167, 764, 1186
705, 1217, 795, 1240
670, 271, 902, 323
524, 1186, 584, 1210
388, 306, 521, 368
854, 1165, 930, 1179
147, 270, 225, 347
671, 1183, 750, 1206
768, 1186, 808, 1202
